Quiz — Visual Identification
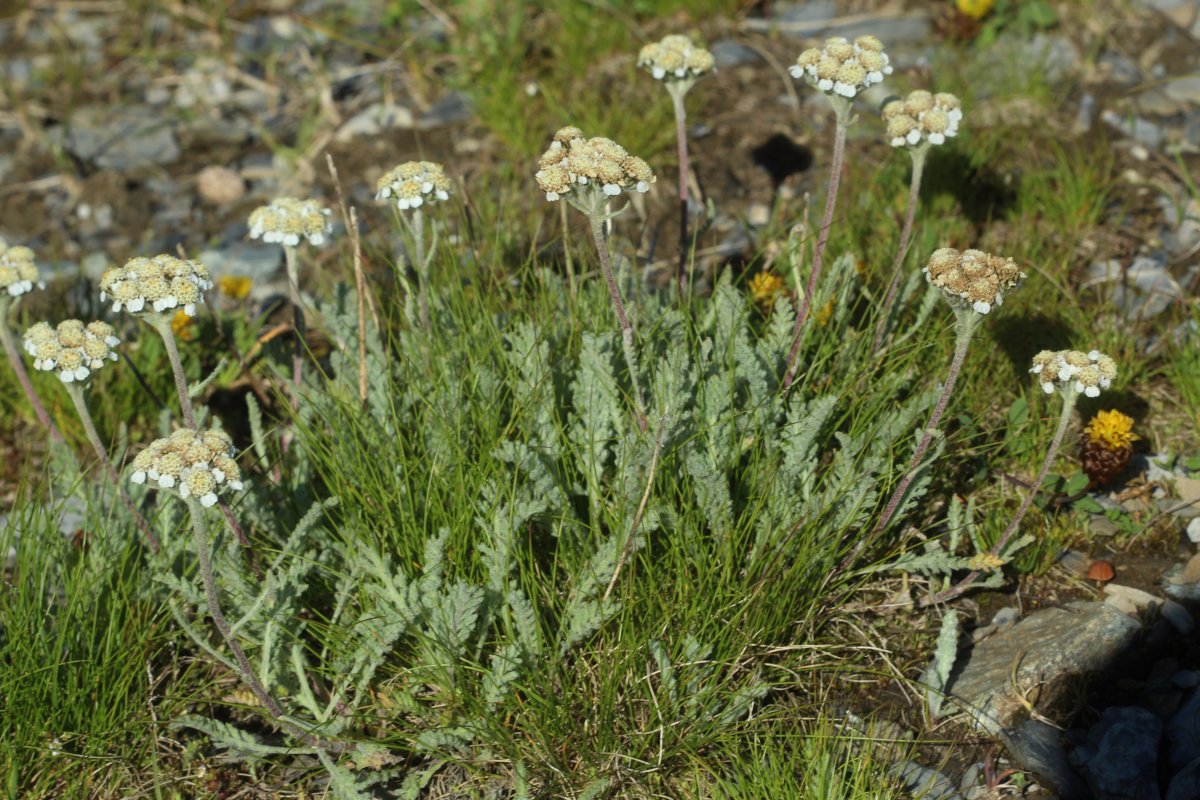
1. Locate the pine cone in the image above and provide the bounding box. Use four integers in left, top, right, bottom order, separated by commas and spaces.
1080, 438, 1132, 488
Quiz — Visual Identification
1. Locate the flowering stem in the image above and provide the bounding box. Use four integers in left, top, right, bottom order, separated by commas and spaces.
783, 100, 851, 390
411, 209, 430, 331
147, 315, 197, 429
670, 86, 692, 299
920, 389, 1078, 608
65, 383, 159, 554
284, 245, 304, 411
588, 212, 648, 433
185, 500, 347, 753
560, 200, 576, 298
0, 302, 63, 443
870, 146, 928, 356
874, 310, 980, 535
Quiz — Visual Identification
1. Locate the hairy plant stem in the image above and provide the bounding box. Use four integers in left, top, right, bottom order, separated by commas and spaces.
147, 314, 197, 429
283, 245, 304, 411
410, 208, 430, 331
186, 500, 348, 753
874, 309, 981, 535
669, 85, 693, 299
147, 314, 251, 551
65, 383, 158, 553
560, 199, 576, 298
783, 99, 851, 390
0, 302, 62, 443
588, 211, 648, 432
919, 389, 1078, 608
870, 146, 928, 356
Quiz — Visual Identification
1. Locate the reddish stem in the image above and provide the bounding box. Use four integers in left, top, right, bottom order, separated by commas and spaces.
0, 308, 63, 443
783, 108, 849, 390
672, 89, 692, 298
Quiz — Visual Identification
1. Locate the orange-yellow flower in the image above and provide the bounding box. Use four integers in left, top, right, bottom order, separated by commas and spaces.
218, 274, 253, 300
956, 0, 995, 20
1084, 409, 1138, 451
748, 271, 785, 308
171, 309, 195, 342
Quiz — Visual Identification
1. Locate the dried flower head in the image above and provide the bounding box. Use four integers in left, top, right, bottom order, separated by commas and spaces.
882, 91, 963, 148
790, 35, 892, 98
0, 239, 43, 299
1029, 349, 1117, 397
534, 126, 655, 203
748, 271, 785, 307
923, 247, 1025, 314
23, 319, 120, 384
248, 197, 333, 247
129, 427, 244, 507
375, 161, 453, 211
100, 255, 212, 316
637, 34, 715, 82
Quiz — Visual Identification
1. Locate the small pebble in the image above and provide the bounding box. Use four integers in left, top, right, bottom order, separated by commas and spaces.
196, 166, 246, 206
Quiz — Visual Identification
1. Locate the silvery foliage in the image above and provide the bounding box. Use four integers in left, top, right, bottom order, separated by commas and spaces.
154, 253, 951, 795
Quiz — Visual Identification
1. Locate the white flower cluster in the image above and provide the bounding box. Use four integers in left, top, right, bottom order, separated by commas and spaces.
0, 239, 42, 298
923, 247, 1025, 315
637, 34, 715, 81
882, 91, 963, 148
534, 126, 655, 202
130, 428, 244, 508
248, 197, 333, 247
790, 35, 892, 99
375, 161, 453, 211
1030, 350, 1117, 398
100, 255, 212, 317
23, 319, 120, 384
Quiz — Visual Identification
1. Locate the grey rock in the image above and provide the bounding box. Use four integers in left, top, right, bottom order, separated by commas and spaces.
1161, 600, 1193, 635
1001, 719, 1089, 800
1097, 52, 1141, 87
1174, 671, 1200, 689
335, 102, 415, 142
1167, 757, 1200, 800
199, 242, 282, 287
772, 0, 836, 23
1017, 33, 1080, 84
1101, 109, 1167, 148
710, 39, 761, 69
945, 601, 1141, 734
890, 760, 962, 800
745, 6, 932, 45
1167, 689, 1200, 769
418, 92, 473, 128
1073, 92, 1096, 134
64, 106, 181, 172
1164, 77, 1200, 108
1080, 706, 1162, 800
1085, 255, 1182, 319
1188, 518, 1200, 543
1137, 87, 1187, 117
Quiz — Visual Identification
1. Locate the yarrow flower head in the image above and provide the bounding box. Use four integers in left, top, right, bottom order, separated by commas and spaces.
248, 197, 333, 247
790, 35, 892, 99
923, 247, 1025, 314
129, 427, 244, 508
1029, 349, 1117, 398
882, 91, 963, 148
23, 319, 120, 384
100, 255, 212, 316
375, 161, 453, 211
535, 126, 655, 205
0, 239, 43, 299
637, 34, 715, 82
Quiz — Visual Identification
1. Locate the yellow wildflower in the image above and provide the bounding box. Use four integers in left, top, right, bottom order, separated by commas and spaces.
966, 552, 1006, 572
1084, 409, 1139, 452
218, 274, 253, 300
956, 0, 995, 20
171, 309, 195, 342
816, 297, 835, 327
748, 271, 785, 308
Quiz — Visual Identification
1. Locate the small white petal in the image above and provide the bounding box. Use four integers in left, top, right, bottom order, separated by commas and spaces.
1042, 382, 1055, 394
59, 370, 74, 383
284, 234, 300, 247
131, 471, 146, 484
158, 475, 176, 489
1086, 386, 1100, 397
654, 66, 667, 79
200, 493, 218, 508
436, 190, 449, 201
309, 233, 325, 246
907, 129, 922, 145
128, 298, 145, 312
972, 300, 991, 314
74, 367, 89, 380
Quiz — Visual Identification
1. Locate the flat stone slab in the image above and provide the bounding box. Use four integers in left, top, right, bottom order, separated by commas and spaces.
946, 601, 1142, 734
